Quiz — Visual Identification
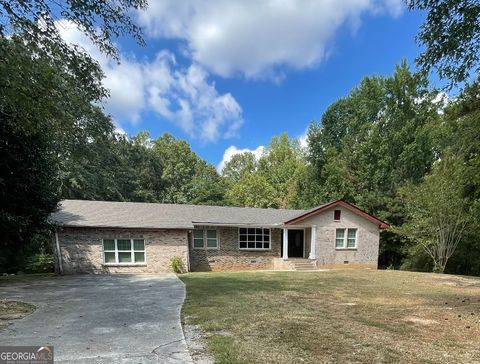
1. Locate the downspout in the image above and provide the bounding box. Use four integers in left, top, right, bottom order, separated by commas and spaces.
186, 230, 191, 272
55, 229, 63, 275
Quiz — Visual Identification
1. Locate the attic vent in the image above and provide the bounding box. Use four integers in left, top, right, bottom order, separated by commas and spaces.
334, 210, 341, 221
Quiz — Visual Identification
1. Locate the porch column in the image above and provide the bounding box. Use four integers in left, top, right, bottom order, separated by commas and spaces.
308, 225, 317, 260
282, 228, 288, 260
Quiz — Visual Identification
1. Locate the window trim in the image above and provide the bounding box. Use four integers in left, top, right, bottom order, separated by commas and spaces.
335, 228, 357, 250
102, 238, 146, 265
192, 227, 219, 250
238, 227, 272, 251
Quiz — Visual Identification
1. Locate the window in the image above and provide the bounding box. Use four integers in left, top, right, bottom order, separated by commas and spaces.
239, 228, 270, 250
193, 229, 204, 249
335, 228, 357, 249
103, 239, 145, 264
335, 229, 345, 248
334, 209, 341, 221
347, 229, 357, 248
206, 229, 218, 248
192, 228, 218, 249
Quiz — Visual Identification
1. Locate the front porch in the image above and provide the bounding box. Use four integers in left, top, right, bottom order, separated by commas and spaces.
281, 225, 317, 261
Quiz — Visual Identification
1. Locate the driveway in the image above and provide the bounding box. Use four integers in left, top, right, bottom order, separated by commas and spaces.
0, 274, 192, 363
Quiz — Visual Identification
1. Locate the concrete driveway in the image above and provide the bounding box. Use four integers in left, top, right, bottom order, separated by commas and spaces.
0, 274, 192, 363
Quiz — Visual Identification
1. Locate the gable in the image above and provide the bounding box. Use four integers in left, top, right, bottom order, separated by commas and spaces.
284, 200, 389, 229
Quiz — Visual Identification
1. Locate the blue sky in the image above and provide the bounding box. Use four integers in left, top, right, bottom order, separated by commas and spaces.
58, 1, 428, 170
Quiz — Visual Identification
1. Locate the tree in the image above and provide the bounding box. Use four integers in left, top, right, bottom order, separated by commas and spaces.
186, 163, 227, 205
0, 0, 146, 59
307, 62, 440, 212
306, 62, 441, 268
0, 0, 147, 272
258, 133, 305, 208
221, 152, 257, 184
398, 154, 470, 273
437, 78, 480, 275
408, 0, 480, 87
154, 133, 208, 204
0, 37, 113, 272
226, 173, 278, 208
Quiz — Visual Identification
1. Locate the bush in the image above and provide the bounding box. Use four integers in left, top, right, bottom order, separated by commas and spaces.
24, 254, 54, 274
170, 256, 184, 274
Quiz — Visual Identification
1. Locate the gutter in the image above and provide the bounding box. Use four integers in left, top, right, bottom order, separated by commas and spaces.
54, 229, 63, 274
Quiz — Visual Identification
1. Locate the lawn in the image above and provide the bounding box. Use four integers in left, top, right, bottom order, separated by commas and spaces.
180, 270, 480, 364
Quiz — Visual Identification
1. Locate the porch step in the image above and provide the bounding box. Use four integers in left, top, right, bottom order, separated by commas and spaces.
290, 259, 318, 271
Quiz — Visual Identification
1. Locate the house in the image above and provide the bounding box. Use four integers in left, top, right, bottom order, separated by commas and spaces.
50, 199, 389, 273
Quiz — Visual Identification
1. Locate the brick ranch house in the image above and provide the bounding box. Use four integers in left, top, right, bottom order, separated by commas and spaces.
50, 199, 389, 273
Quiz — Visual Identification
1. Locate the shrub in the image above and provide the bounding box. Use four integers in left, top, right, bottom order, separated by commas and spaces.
170, 256, 184, 274
24, 254, 54, 274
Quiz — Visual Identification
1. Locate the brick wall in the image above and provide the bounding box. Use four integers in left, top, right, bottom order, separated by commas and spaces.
57, 227, 189, 274
189, 227, 282, 271
299, 207, 380, 268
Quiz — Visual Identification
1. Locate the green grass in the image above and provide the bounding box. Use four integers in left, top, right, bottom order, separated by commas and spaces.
0, 273, 55, 282
180, 270, 480, 364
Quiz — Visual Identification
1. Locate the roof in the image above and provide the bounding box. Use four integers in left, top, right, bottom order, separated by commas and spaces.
50, 199, 389, 230
50, 200, 305, 230
284, 200, 390, 229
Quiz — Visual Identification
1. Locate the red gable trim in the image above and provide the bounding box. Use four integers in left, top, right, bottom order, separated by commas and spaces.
284, 200, 390, 229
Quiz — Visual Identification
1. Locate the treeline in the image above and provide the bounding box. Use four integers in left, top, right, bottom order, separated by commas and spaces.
2, 36, 479, 275
1, 0, 479, 275
221, 63, 480, 276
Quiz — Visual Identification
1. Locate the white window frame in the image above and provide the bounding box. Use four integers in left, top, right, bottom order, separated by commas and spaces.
335, 228, 357, 250
238, 227, 271, 251
192, 227, 219, 250
102, 238, 146, 265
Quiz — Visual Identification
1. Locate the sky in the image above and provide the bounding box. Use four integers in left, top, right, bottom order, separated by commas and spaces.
57, 0, 429, 171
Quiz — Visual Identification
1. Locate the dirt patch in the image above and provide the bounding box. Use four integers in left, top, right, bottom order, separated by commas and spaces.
433, 274, 480, 288
404, 316, 438, 325
182, 321, 214, 364
0, 300, 36, 330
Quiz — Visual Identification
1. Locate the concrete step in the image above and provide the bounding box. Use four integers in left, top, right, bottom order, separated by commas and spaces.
290, 260, 318, 271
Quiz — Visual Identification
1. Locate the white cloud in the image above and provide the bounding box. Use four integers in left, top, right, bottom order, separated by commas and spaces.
217, 145, 265, 173
145, 54, 243, 141
138, 0, 404, 79
297, 129, 309, 149
56, 20, 243, 142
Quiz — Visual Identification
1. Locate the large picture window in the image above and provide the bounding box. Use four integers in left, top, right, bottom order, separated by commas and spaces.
239, 228, 270, 250
103, 239, 145, 264
335, 228, 357, 249
192, 228, 218, 249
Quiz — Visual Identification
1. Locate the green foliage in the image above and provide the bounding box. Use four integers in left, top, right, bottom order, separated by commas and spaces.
170, 256, 184, 274
258, 133, 305, 208
0, 0, 147, 273
307, 61, 439, 215
408, 0, 480, 87
0, 0, 146, 59
437, 79, 480, 275
0, 36, 113, 272
226, 173, 278, 208
223, 133, 307, 209
221, 152, 258, 184
24, 254, 55, 274
397, 154, 470, 273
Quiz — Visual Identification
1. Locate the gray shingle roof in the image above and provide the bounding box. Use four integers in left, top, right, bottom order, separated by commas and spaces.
50, 200, 307, 230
